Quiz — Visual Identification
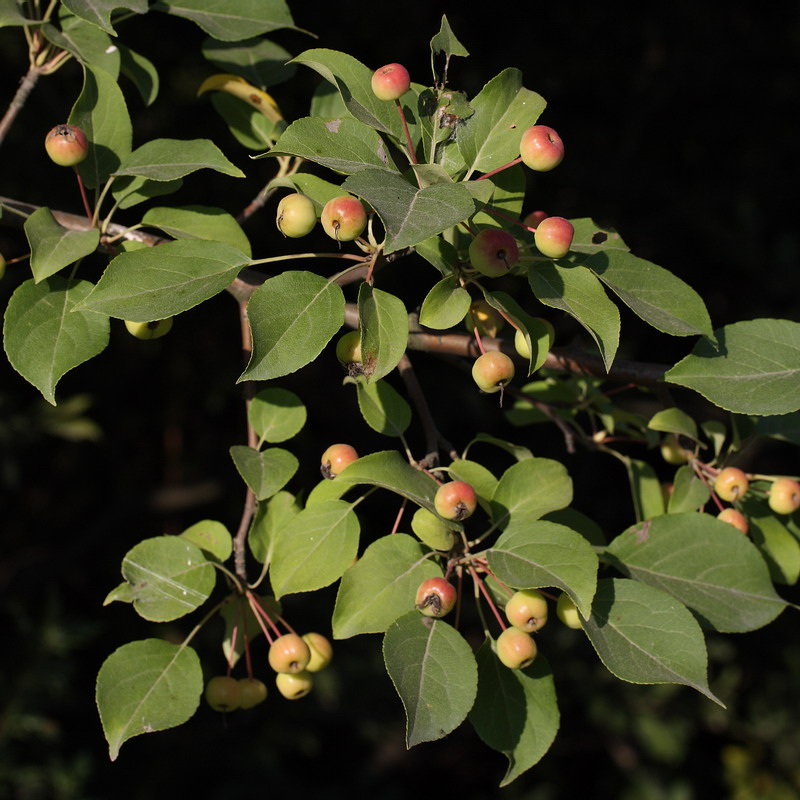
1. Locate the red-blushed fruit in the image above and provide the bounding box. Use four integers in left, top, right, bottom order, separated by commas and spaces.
717, 508, 749, 534
411, 507, 456, 551
523, 210, 549, 228
205, 675, 241, 711
45, 123, 89, 167
321, 443, 359, 479
335, 330, 362, 365
468, 229, 520, 277
660, 434, 691, 465
434, 480, 477, 521
275, 670, 313, 699
714, 467, 749, 502
768, 477, 800, 515
556, 593, 583, 629
302, 632, 333, 672
371, 63, 411, 101
321, 195, 367, 242
276, 192, 316, 238
237, 677, 268, 708
268, 633, 311, 674
415, 576, 457, 618
472, 351, 515, 393
505, 589, 549, 633
124, 318, 173, 340
519, 125, 564, 172
534, 216, 574, 259
496, 626, 538, 669
464, 299, 505, 338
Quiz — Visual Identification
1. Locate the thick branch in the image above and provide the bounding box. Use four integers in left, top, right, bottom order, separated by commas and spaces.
0, 66, 43, 147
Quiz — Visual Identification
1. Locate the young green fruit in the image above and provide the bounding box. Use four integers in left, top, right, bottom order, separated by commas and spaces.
321, 443, 359, 479
434, 480, 477, 521
468, 229, 519, 277
0, 253, 6, 280
768, 477, 800, 515
275, 670, 313, 699
464, 299, 505, 338
505, 589, 549, 633
513, 318, 555, 361
496, 627, 538, 669
519, 125, 564, 172
268, 633, 311, 674
124, 318, 173, 340
411, 507, 456, 551
205, 675, 241, 712
45, 123, 89, 167
371, 63, 411, 101
335, 330, 362, 365
415, 576, 457, 618
714, 467, 749, 502
321, 195, 367, 242
534, 216, 574, 259
556, 593, 583, 629
237, 677, 268, 709
660, 434, 691, 465
302, 632, 333, 672
717, 508, 749, 534
472, 351, 515, 393
276, 193, 316, 238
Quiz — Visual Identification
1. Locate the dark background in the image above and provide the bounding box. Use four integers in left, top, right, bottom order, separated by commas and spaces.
1, 2, 799, 798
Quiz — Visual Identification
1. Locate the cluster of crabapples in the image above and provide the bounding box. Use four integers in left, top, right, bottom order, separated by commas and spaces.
204, 631, 333, 712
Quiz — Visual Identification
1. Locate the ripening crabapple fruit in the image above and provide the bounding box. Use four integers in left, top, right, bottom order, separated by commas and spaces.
660, 434, 691, 465
276, 192, 316, 238
523, 210, 549, 228
519, 125, 564, 172
556, 592, 583, 629
472, 351, 515, 394
321, 195, 367, 242
714, 466, 749, 503
513, 318, 555, 360
415, 577, 457, 618
534, 216, 574, 259
371, 63, 411, 101
124, 318, 173, 340
275, 670, 314, 699
205, 675, 241, 712
335, 330, 362, 366
434, 480, 477, 521
302, 632, 333, 673
468, 228, 520, 278
411, 507, 456, 551
496, 626, 538, 669
768, 477, 800, 515
320, 443, 359, 479
237, 677, 268, 709
45, 123, 89, 167
505, 589, 549, 633
717, 508, 749, 534
268, 633, 311, 674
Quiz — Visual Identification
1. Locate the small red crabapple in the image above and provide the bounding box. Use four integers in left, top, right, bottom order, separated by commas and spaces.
714, 467, 749, 502
371, 63, 411, 101
321, 195, 367, 242
434, 480, 477, 521
415, 577, 457, 618
768, 478, 800, 515
321, 443, 359, 479
468, 228, 520, 277
496, 627, 538, 669
472, 351, 515, 393
717, 508, 749, 534
268, 633, 311, 674
45, 124, 89, 167
534, 216, 574, 259
519, 125, 564, 172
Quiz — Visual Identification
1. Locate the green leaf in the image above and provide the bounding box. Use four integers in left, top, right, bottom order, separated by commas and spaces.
343, 169, 475, 253
96, 639, 202, 761
755, 412, 800, 445
585, 251, 713, 337
111, 176, 183, 209
74, 239, 249, 320
113, 138, 245, 181
464, 433, 533, 462
741, 496, 800, 585
568, 218, 630, 255
430, 14, 469, 62
220, 594, 280, 668
229, 445, 298, 500
210, 93, 280, 150
414, 235, 459, 275
458, 68, 546, 177
120, 536, 215, 621
248, 387, 306, 443
242, 271, 345, 381
153, 0, 299, 40
448, 459, 498, 512
668, 466, 711, 514
582, 578, 722, 705
62, 0, 147, 35
606, 512, 787, 632
486, 521, 597, 618
624, 457, 665, 522
202, 36, 296, 87
332, 534, 441, 638
469, 644, 559, 787
269, 499, 360, 598
119, 43, 159, 105
356, 379, 411, 436
267, 116, 397, 174
248, 490, 300, 564
648, 407, 699, 440
529, 261, 620, 371
142, 205, 251, 255
43, 15, 120, 76
180, 519, 232, 562
491, 457, 573, 530
3, 277, 109, 405
665, 319, 800, 416
103, 582, 133, 605
418, 276, 471, 329
357, 283, 408, 381
70, 63, 132, 189
0, 0, 35, 26
25, 207, 99, 282
383, 611, 478, 747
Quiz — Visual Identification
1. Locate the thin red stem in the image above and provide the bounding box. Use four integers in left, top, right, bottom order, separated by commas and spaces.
476, 156, 523, 182
74, 168, 92, 221
389, 499, 407, 535
469, 565, 507, 631
396, 99, 418, 165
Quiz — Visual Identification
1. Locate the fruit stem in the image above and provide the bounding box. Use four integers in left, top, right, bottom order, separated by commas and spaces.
249, 252, 368, 267
246, 592, 280, 643
472, 326, 487, 355
395, 99, 418, 165
74, 167, 92, 221
476, 156, 523, 182
389, 499, 407, 535
469, 565, 507, 631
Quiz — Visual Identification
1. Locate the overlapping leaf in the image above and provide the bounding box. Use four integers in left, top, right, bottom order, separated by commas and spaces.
357, 283, 408, 380
154, 0, 299, 40
25, 208, 99, 283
